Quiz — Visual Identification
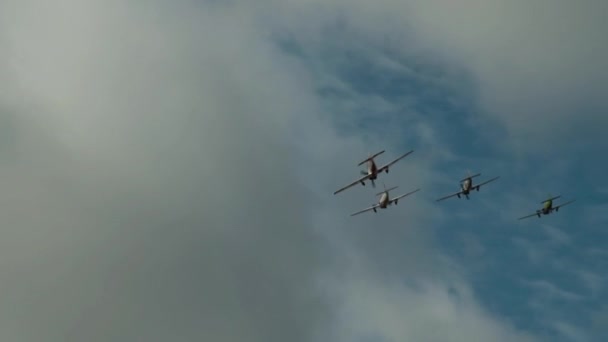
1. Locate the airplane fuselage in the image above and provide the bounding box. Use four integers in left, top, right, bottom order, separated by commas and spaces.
367, 160, 378, 179
461, 178, 472, 194
371, 192, 390, 213
532, 200, 554, 217
540, 200, 553, 215
379, 192, 389, 208
359, 160, 379, 186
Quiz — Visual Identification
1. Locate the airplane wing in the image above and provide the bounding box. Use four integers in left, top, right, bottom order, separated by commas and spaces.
517, 212, 539, 220
377, 150, 414, 173
436, 190, 464, 202
555, 200, 575, 210
475, 176, 500, 189
334, 174, 371, 195
350, 204, 380, 217
389, 188, 420, 204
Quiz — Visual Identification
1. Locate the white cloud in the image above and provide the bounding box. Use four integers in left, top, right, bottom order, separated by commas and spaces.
322, 252, 540, 342
541, 225, 571, 246
512, 237, 546, 265
270, 0, 608, 152
400, 0, 608, 150
523, 280, 583, 302
0, 0, 596, 341
550, 321, 589, 342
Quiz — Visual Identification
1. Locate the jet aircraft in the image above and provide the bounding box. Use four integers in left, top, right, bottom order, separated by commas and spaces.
334, 150, 414, 195
436, 172, 499, 201
518, 195, 575, 220
350, 185, 420, 216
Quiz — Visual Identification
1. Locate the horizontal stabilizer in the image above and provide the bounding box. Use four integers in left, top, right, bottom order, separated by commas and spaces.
460, 173, 481, 182
376, 186, 398, 196
358, 150, 385, 166
541, 195, 561, 203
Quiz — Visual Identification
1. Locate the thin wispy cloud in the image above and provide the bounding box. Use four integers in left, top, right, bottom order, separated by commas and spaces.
523, 279, 584, 302
541, 225, 572, 246
551, 321, 589, 342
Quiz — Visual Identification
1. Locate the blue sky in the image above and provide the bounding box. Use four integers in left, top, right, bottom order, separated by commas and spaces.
1, 1, 607, 341
274, 8, 608, 340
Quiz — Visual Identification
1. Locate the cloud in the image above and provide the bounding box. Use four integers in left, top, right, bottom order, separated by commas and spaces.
512, 237, 546, 265
541, 225, 571, 246
401, 0, 608, 150
582, 203, 608, 226
272, 0, 608, 152
523, 280, 584, 302
0, 0, 601, 341
591, 306, 608, 336
510, 225, 572, 267
460, 232, 486, 259
323, 252, 540, 342
550, 321, 589, 342
0, 1, 331, 341
576, 270, 606, 297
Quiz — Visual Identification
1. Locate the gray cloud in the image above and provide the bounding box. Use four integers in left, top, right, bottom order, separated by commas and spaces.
410, 0, 608, 151
1, 0, 591, 341
0, 1, 329, 341
271, 0, 608, 152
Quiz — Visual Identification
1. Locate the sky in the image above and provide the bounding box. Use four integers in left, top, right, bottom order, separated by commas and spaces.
0, 0, 607, 341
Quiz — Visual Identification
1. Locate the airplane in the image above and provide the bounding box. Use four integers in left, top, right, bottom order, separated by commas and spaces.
350, 184, 420, 216
436, 172, 500, 201
517, 195, 575, 220
334, 150, 414, 195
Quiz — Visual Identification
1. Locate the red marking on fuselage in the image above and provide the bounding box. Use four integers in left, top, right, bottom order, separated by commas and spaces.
368, 160, 378, 179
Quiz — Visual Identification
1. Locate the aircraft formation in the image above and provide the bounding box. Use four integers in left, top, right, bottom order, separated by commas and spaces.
334, 149, 575, 220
